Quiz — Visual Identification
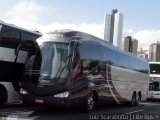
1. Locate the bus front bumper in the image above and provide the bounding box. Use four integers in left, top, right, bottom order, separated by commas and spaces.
20, 89, 70, 108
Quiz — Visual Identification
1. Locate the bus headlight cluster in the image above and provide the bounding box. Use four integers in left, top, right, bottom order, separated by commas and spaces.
54, 91, 69, 98
20, 88, 28, 94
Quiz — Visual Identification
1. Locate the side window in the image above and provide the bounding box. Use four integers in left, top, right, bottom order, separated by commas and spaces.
21, 32, 38, 41
102, 46, 116, 66
21, 32, 38, 51
117, 53, 128, 69
79, 43, 101, 60
1, 26, 20, 39
128, 57, 135, 70
80, 60, 100, 75
138, 60, 149, 73
79, 43, 101, 75
0, 26, 20, 48
89, 60, 100, 75
80, 60, 90, 75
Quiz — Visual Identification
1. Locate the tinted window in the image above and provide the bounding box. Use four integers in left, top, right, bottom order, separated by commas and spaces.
128, 56, 138, 70
24, 42, 69, 85
129, 57, 149, 74
21, 32, 38, 41
139, 61, 149, 73
1, 26, 20, 39
149, 81, 160, 91
0, 26, 20, 48
117, 53, 128, 69
80, 43, 101, 60
21, 32, 40, 51
102, 46, 116, 65
150, 64, 160, 74
40, 42, 69, 79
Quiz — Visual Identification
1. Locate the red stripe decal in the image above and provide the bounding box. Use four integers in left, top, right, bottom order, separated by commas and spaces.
107, 65, 126, 103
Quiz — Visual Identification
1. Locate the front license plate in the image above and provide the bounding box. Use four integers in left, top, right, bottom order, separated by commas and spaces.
35, 99, 44, 104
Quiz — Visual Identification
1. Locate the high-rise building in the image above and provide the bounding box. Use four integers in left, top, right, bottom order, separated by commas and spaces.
110, 9, 118, 43
104, 9, 123, 49
104, 14, 111, 42
124, 36, 132, 52
113, 12, 123, 49
123, 36, 138, 55
149, 42, 160, 62
132, 39, 138, 55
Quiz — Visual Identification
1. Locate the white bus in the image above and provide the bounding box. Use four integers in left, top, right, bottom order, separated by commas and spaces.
148, 62, 160, 100
0, 21, 41, 105
20, 30, 150, 112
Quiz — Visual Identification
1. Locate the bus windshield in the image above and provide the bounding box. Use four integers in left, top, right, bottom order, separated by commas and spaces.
25, 42, 69, 85
149, 81, 160, 91
150, 64, 160, 74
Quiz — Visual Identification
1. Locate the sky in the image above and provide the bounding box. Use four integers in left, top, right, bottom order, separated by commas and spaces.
0, 0, 160, 50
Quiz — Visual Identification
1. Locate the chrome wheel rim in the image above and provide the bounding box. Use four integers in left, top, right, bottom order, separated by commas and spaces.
88, 95, 94, 110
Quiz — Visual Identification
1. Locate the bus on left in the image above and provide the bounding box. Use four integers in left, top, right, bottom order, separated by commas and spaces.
0, 20, 42, 105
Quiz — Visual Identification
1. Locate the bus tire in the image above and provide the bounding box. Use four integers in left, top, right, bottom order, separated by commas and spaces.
130, 92, 137, 107
135, 92, 141, 106
85, 91, 96, 112
0, 85, 8, 105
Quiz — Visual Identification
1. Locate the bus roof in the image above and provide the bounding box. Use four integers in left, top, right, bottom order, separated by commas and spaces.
44, 29, 148, 63
0, 20, 42, 37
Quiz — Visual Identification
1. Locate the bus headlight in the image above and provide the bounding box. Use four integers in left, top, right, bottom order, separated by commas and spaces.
54, 91, 69, 98
20, 88, 28, 95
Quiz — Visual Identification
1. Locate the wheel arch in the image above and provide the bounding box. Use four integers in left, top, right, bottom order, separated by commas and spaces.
92, 90, 99, 104
0, 84, 8, 104
138, 91, 142, 101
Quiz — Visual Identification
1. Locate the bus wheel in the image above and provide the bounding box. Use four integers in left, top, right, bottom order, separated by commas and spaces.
130, 92, 136, 107
135, 93, 141, 106
85, 91, 95, 112
0, 85, 8, 105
